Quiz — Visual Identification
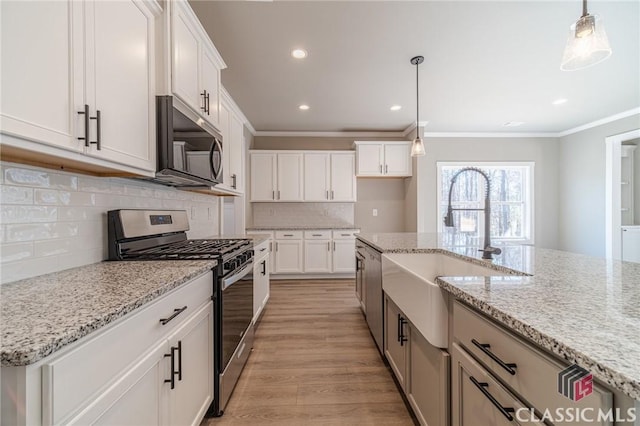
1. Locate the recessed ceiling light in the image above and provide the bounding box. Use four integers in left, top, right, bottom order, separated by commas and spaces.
299, 104, 310, 110
503, 121, 525, 127
552, 98, 568, 105
291, 49, 307, 59
390, 105, 402, 111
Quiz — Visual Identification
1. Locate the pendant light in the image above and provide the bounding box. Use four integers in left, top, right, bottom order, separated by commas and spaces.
560, 0, 612, 71
410, 56, 426, 157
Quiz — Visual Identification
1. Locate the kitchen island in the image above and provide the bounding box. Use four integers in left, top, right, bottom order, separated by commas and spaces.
357, 232, 640, 425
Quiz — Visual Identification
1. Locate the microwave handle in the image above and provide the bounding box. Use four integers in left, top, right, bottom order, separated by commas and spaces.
210, 138, 223, 181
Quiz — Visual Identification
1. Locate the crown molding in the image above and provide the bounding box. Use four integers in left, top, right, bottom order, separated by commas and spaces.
253, 130, 408, 138
557, 107, 640, 137
423, 132, 559, 138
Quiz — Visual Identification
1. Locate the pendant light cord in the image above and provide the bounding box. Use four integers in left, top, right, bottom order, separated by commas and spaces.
582, 0, 588, 17
415, 60, 419, 130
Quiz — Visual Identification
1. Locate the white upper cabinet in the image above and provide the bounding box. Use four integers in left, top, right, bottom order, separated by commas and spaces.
171, 0, 224, 131
303, 152, 356, 202
277, 153, 304, 201
250, 153, 277, 201
355, 142, 412, 177
0, 0, 160, 174
229, 110, 245, 191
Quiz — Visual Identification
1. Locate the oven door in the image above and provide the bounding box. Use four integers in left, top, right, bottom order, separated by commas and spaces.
221, 260, 253, 371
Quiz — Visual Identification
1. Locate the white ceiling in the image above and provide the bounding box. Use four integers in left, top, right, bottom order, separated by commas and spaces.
190, 1, 640, 133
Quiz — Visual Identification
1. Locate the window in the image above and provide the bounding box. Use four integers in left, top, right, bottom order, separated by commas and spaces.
437, 162, 534, 245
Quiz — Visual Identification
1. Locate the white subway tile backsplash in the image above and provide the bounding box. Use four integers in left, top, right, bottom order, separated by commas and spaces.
1, 186, 34, 204
1, 161, 220, 284
1, 242, 34, 263
1, 206, 58, 224
253, 202, 355, 228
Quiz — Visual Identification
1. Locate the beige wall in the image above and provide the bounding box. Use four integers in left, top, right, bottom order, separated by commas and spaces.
558, 114, 640, 256
415, 136, 560, 249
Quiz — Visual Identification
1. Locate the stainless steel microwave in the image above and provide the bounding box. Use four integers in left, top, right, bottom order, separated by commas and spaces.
151, 95, 223, 188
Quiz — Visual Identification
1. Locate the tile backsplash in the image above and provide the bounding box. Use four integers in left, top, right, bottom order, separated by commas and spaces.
0, 162, 220, 284
252, 202, 354, 228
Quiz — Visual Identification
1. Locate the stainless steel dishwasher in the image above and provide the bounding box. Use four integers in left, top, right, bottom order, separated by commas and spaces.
358, 241, 383, 355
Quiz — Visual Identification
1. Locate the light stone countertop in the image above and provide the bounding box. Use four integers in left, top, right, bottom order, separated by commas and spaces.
247, 226, 359, 231
204, 233, 271, 245
0, 260, 217, 367
357, 232, 640, 401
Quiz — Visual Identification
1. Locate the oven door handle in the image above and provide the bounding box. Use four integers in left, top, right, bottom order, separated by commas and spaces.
222, 260, 253, 290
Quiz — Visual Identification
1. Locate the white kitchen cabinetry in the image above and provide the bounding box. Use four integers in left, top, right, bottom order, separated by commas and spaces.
303, 152, 357, 202
250, 153, 303, 201
171, 0, 225, 130
384, 294, 449, 426
0, 0, 160, 175
253, 239, 271, 324
332, 230, 357, 273
355, 142, 412, 177
273, 231, 304, 274
303, 231, 333, 273
1, 271, 214, 426
218, 92, 246, 193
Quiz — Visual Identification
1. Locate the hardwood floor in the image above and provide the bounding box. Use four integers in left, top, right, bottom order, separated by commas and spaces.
204, 279, 415, 426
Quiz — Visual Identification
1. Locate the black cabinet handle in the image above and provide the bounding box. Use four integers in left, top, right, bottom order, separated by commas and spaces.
201, 90, 207, 112
470, 376, 515, 421
205, 92, 210, 115
231, 174, 237, 189
397, 313, 402, 343
471, 339, 517, 375
77, 104, 90, 146
164, 345, 179, 389
177, 340, 183, 381
159, 306, 187, 325
90, 110, 101, 150
261, 260, 266, 275
399, 316, 408, 346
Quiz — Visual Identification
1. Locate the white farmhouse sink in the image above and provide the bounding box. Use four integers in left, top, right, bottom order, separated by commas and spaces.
382, 253, 507, 349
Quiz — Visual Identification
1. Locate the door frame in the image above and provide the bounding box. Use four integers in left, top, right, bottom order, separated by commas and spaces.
605, 128, 640, 259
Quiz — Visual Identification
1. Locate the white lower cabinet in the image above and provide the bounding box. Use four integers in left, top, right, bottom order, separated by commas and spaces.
274, 237, 304, 274
253, 239, 271, 323
384, 294, 449, 426
304, 231, 333, 273
2, 271, 214, 426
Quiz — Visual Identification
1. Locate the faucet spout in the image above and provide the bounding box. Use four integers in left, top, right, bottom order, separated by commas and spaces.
443, 167, 501, 260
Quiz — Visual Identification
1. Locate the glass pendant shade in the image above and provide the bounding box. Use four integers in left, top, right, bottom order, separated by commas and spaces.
411, 136, 425, 157
561, 14, 612, 71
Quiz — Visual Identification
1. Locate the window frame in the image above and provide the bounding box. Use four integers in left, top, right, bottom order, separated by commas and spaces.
436, 161, 535, 245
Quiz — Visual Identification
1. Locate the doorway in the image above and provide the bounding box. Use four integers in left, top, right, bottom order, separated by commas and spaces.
605, 129, 640, 261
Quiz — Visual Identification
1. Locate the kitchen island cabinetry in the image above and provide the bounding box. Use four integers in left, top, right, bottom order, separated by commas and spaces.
1, 267, 214, 426
253, 239, 271, 324
1, 0, 160, 176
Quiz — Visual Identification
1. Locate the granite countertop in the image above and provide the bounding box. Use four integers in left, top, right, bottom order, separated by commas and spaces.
205, 233, 271, 245
247, 226, 359, 231
357, 232, 640, 401
0, 260, 217, 367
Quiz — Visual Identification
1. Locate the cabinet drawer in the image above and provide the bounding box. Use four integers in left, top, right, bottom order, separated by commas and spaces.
253, 239, 270, 261
332, 230, 358, 239
304, 230, 332, 239
43, 271, 213, 425
275, 230, 302, 239
453, 301, 612, 425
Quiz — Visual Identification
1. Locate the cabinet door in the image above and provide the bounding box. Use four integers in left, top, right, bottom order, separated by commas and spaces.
303, 153, 330, 201
408, 325, 450, 426
219, 102, 232, 187
274, 240, 303, 273
0, 0, 83, 151
201, 46, 221, 129
384, 296, 408, 390
333, 239, 356, 273
356, 143, 383, 176
250, 153, 277, 201
167, 302, 214, 426
384, 143, 412, 176
451, 343, 543, 426
277, 153, 303, 201
229, 113, 244, 191
304, 240, 333, 273
253, 255, 270, 323
86, 0, 155, 171
330, 153, 357, 201
68, 341, 165, 426
172, 0, 202, 114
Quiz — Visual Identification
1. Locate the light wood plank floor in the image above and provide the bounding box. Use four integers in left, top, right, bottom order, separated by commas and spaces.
204, 279, 415, 426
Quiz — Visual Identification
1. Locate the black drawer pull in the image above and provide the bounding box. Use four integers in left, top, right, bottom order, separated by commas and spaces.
284, 234, 294, 237
312, 234, 323, 237
399, 316, 408, 346
471, 339, 517, 375
160, 306, 187, 325
470, 376, 515, 421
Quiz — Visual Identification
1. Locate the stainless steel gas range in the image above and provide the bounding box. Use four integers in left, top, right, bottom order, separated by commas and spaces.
107, 209, 254, 417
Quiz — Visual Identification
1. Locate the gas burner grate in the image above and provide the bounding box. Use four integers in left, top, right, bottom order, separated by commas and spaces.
122, 239, 252, 260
